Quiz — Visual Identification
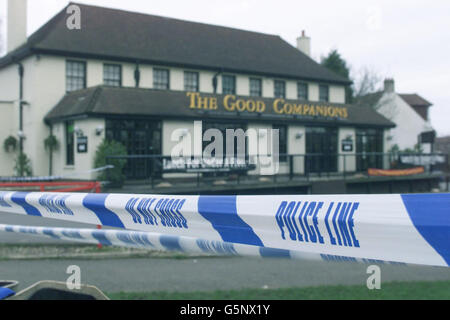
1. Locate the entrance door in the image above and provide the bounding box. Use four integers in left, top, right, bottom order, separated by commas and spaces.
106, 119, 162, 179
305, 127, 338, 174
356, 129, 383, 171
202, 121, 248, 176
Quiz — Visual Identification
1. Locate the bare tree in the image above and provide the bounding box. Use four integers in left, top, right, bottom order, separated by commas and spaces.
352, 66, 383, 98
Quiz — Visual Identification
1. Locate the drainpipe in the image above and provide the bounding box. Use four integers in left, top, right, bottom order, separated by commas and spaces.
212, 69, 224, 94
47, 123, 54, 176
134, 62, 141, 88
18, 63, 24, 176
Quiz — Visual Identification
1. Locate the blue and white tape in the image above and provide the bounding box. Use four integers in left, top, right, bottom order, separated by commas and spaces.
0, 192, 449, 267
0, 224, 404, 265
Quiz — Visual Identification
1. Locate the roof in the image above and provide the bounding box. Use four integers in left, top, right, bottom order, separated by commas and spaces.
435, 136, 450, 154
0, 3, 350, 85
353, 91, 384, 108
435, 136, 450, 145
399, 94, 433, 107
45, 86, 395, 128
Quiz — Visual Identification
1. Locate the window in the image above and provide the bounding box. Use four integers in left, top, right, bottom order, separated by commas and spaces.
319, 84, 329, 102
273, 124, 288, 162
66, 61, 86, 92
103, 64, 122, 87
65, 121, 75, 166
184, 71, 199, 92
222, 75, 236, 95
274, 80, 286, 98
297, 82, 308, 100
249, 78, 262, 97
153, 68, 170, 90
356, 129, 383, 171
305, 127, 338, 173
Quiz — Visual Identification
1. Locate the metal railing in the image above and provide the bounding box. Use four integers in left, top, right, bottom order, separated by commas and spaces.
105, 152, 449, 188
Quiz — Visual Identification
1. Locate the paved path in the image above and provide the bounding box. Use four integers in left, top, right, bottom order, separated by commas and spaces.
1, 211, 449, 295
1, 257, 449, 294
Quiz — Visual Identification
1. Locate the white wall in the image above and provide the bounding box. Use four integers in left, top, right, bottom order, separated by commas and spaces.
308, 83, 319, 102
338, 127, 356, 172
377, 93, 434, 151
286, 81, 297, 100
330, 85, 346, 104
247, 122, 275, 175
0, 102, 16, 175
52, 118, 105, 180
0, 51, 350, 179
288, 125, 306, 174
162, 120, 202, 157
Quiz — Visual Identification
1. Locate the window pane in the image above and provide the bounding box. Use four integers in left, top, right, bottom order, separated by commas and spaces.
319, 85, 329, 102
104, 64, 122, 87
66, 61, 86, 92
66, 121, 75, 166
154, 68, 170, 90
274, 80, 285, 98
222, 75, 236, 95
184, 71, 199, 91
273, 124, 287, 162
298, 82, 308, 100
249, 78, 262, 97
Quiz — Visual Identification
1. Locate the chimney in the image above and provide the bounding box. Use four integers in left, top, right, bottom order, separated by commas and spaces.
384, 78, 395, 93
296, 30, 311, 57
7, 0, 28, 53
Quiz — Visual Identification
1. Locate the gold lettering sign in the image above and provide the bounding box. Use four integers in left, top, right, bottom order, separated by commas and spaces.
186, 92, 348, 119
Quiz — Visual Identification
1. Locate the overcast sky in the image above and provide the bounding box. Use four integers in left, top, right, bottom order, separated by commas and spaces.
1, 0, 449, 136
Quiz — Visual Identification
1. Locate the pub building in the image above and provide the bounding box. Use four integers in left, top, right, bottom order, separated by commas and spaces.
0, 2, 396, 187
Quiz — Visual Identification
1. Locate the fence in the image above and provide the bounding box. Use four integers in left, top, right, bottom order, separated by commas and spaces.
106, 152, 449, 187
0, 181, 102, 193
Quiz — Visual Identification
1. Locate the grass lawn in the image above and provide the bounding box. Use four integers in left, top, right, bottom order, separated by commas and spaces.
108, 280, 450, 300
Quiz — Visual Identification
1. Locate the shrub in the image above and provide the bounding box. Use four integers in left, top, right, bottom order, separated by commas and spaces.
44, 135, 59, 151
14, 153, 33, 177
3, 136, 18, 153
94, 140, 127, 186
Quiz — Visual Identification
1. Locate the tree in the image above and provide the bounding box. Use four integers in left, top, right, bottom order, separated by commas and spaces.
320, 49, 353, 103
352, 67, 383, 98
321, 49, 385, 103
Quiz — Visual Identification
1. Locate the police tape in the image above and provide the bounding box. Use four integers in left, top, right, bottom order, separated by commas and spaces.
0, 192, 448, 267
0, 224, 404, 265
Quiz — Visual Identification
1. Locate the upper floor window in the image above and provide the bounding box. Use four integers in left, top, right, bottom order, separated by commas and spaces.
274, 80, 286, 98
249, 78, 262, 97
103, 64, 122, 87
184, 71, 199, 92
319, 84, 329, 102
222, 75, 236, 95
297, 82, 308, 100
66, 60, 86, 92
153, 68, 170, 90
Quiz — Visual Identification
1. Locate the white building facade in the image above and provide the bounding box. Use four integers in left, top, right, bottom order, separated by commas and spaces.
357, 79, 435, 154
0, 1, 394, 180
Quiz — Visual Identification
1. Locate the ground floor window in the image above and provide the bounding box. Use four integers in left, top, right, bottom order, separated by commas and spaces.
65, 121, 75, 166
356, 128, 383, 171
202, 122, 248, 159
305, 126, 338, 173
106, 119, 162, 179
272, 124, 288, 162
201, 121, 248, 177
